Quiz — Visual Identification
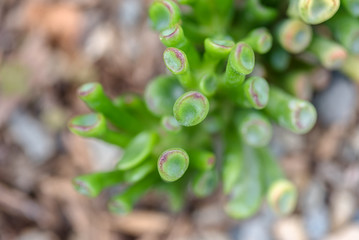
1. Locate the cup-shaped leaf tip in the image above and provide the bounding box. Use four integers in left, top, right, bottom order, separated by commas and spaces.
204, 38, 234, 58
73, 178, 98, 197
290, 99, 317, 134
149, 0, 181, 31
173, 91, 209, 127
245, 76, 269, 109
77, 82, 103, 101
299, 0, 340, 24
267, 179, 297, 215
160, 25, 185, 47
246, 28, 273, 54
256, 29, 273, 54
278, 19, 312, 53
163, 47, 188, 74
68, 113, 106, 138
236, 111, 272, 147
230, 42, 255, 75
158, 148, 189, 182
162, 116, 181, 132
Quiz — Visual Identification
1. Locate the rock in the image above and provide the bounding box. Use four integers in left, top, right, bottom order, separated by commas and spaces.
233, 218, 272, 240
194, 230, 230, 240
317, 162, 343, 188
118, 0, 143, 29
313, 72, 357, 126
303, 205, 330, 240
83, 24, 116, 61
192, 203, 227, 228
270, 125, 305, 157
300, 179, 326, 209
352, 210, 359, 223
85, 138, 123, 171
281, 153, 310, 191
8, 111, 56, 164
342, 164, 359, 189
309, 67, 331, 91
324, 225, 359, 240
315, 125, 345, 161
230, 206, 275, 240
17, 228, 58, 240
340, 141, 357, 163
273, 216, 307, 240
301, 180, 330, 240
330, 190, 356, 229
349, 127, 359, 159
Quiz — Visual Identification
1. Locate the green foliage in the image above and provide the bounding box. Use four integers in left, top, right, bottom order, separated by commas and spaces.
69, 0, 357, 219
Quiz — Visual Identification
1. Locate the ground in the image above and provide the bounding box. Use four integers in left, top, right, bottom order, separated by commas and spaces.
1, 0, 359, 239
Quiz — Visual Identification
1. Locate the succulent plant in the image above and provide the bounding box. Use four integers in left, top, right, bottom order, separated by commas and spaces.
69, 0, 356, 219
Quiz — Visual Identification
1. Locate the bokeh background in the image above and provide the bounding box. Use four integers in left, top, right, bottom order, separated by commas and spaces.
1, 0, 359, 239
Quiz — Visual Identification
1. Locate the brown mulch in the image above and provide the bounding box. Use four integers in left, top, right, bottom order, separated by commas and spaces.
1, 1, 359, 240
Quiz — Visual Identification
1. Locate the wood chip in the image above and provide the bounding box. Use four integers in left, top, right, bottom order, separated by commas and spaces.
0, 183, 56, 228
111, 210, 171, 236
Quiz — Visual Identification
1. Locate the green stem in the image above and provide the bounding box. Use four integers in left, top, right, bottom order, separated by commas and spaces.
73, 170, 124, 197
264, 85, 317, 134
342, 0, 359, 17
308, 35, 348, 69
68, 113, 130, 147
124, 159, 156, 183
78, 83, 141, 133
157, 176, 188, 212
116, 131, 158, 170
224, 143, 263, 219
163, 48, 195, 89
243, 0, 278, 24
327, 11, 359, 54
257, 147, 297, 215
277, 70, 313, 100
341, 55, 359, 82
188, 149, 216, 170
235, 110, 272, 147
108, 174, 159, 214
191, 169, 218, 198
222, 134, 244, 194
113, 93, 158, 127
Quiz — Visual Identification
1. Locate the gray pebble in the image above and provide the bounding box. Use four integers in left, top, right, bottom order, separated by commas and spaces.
314, 72, 357, 126
118, 0, 143, 29
303, 206, 330, 240
301, 180, 330, 240
230, 207, 275, 240
8, 111, 56, 164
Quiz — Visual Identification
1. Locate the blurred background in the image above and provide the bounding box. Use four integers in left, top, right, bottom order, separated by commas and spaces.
1, 0, 359, 239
